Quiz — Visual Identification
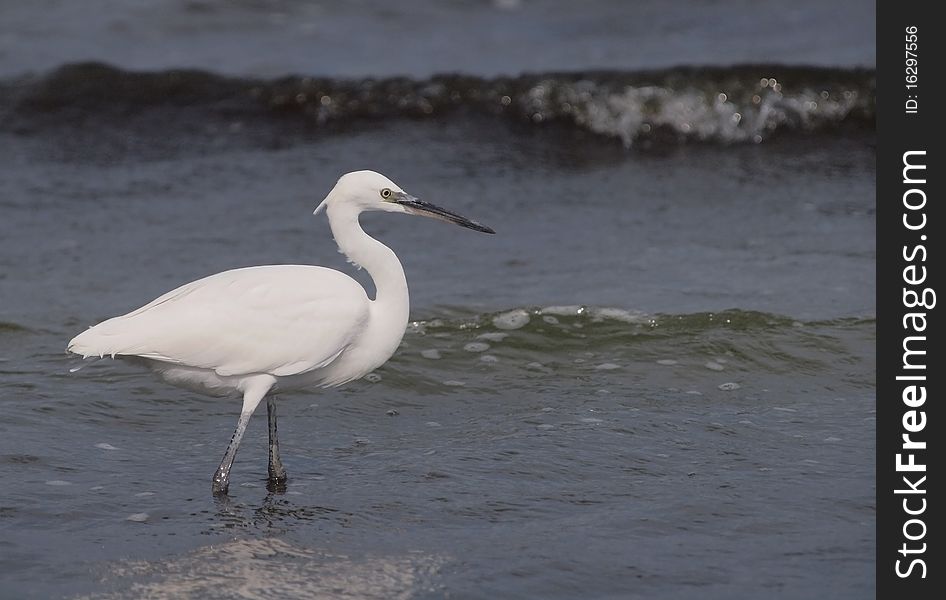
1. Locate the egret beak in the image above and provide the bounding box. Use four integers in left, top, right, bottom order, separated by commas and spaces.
392, 192, 495, 234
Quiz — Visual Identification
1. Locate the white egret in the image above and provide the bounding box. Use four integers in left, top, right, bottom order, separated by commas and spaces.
67, 170, 494, 494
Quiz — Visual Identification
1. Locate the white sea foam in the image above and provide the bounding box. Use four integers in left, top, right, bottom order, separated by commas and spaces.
492, 309, 530, 330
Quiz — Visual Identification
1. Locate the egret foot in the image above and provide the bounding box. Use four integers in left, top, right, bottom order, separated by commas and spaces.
268, 464, 288, 485
266, 476, 287, 494
211, 470, 230, 496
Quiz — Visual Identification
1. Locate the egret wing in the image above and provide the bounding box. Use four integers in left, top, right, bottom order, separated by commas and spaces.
69, 265, 370, 377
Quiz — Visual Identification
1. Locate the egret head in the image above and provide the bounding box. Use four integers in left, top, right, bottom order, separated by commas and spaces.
315, 170, 494, 234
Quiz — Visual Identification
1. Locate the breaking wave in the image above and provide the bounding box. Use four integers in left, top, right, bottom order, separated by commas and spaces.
2, 62, 874, 147
375, 307, 876, 392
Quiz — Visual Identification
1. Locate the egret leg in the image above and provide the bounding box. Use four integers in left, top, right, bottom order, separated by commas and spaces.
211, 410, 252, 495
212, 375, 275, 495
267, 396, 288, 485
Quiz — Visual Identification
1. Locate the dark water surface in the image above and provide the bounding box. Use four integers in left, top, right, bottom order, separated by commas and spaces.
0, 0, 875, 78
1, 2, 875, 599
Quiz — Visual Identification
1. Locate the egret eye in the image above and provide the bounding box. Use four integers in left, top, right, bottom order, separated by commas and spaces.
380, 188, 392, 199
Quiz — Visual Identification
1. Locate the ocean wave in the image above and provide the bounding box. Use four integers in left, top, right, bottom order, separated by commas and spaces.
0, 321, 30, 334
404, 306, 871, 341
2, 63, 874, 146
371, 307, 876, 391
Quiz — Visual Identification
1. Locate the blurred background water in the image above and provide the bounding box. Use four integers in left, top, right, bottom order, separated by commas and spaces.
0, 1, 875, 598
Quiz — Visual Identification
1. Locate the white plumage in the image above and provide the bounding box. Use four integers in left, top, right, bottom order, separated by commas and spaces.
67, 170, 494, 494
70, 266, 368, 380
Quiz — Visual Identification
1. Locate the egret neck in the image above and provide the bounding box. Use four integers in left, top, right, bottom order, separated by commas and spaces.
326, 200, 410, 334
